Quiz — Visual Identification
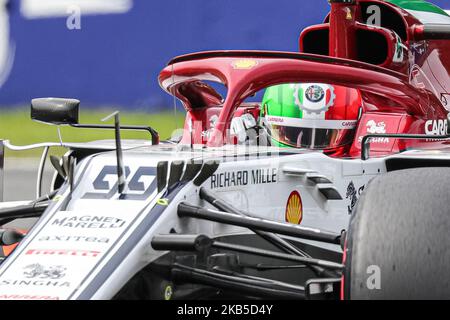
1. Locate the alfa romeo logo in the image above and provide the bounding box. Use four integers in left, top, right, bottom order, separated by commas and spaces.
293, 83, 336, 115
305, 85, 325, 103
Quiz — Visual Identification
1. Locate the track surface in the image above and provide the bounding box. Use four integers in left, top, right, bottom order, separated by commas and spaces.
3, 158, 53, 201
2, 158, 53, 229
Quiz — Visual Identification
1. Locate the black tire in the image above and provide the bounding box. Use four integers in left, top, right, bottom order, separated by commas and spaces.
344, 167, 450, 299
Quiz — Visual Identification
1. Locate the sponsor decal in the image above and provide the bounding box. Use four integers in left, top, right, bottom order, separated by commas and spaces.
156, 198, 169, 206
210, 168, 277, 189
231, 59, 258, 70
266, 116, 357, 129
23, 264, 66, 279
424, 119, 448, 141
164, 285, 173, 300
51, 215, 126, 229
341, 121, 356, 128
285, 191, 303, 225
0, 279, 70, 287
0, 294, 59, 300
358, 120, 389, 144
265, 116, 284, 124
37, 235, 110, 243
366, 120, 386, 134
425, 119, 447, 135
346, 181, 365, 215
82, 165, 156, 200
26, 249, 101, 258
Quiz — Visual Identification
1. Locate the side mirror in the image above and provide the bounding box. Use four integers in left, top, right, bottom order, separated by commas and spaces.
31, 98, 80, 125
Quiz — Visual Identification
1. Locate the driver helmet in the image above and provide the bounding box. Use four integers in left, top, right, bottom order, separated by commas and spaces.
261, 83, 361, 151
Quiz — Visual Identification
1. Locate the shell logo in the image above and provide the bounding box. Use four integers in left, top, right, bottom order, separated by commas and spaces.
285, 191, 303, 225
231, 59, 258, 70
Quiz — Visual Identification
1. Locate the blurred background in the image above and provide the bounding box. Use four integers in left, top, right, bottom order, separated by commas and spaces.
0, 0, 448, 150
0, 0, 332, 151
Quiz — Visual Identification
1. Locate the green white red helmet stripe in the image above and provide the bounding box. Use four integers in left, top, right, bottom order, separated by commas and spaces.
407, 9, 450, 24
386, 0, 450, 24
266, 116, 357, 129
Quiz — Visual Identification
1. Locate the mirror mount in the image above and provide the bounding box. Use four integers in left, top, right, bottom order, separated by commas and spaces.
30, 97, 160, 145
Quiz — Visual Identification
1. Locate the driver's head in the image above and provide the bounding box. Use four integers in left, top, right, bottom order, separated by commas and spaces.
261, 83, 361, 152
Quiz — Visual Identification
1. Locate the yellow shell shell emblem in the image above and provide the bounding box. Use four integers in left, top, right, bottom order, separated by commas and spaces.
285, 191, 303, 225
164, 285, 173, 300
232, 59, 258, 70
345, 8, 353, 20
53, 195, 64, 202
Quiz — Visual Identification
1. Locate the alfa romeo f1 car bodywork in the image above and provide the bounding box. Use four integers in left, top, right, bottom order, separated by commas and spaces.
0, 0, 450, 300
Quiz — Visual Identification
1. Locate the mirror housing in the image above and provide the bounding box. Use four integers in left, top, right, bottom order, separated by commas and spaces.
31, 98, 80, 125
447, 113, 450, 135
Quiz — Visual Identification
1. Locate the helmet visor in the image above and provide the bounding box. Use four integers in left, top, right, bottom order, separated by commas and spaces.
264, 117, 357, 149
268, 126, 353, 149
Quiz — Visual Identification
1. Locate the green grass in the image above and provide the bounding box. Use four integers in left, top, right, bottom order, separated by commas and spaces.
0, 108, 185, 157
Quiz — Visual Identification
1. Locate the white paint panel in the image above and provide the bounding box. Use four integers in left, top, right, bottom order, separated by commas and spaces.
21, 0, 132, 19
0, 210, 139, 300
